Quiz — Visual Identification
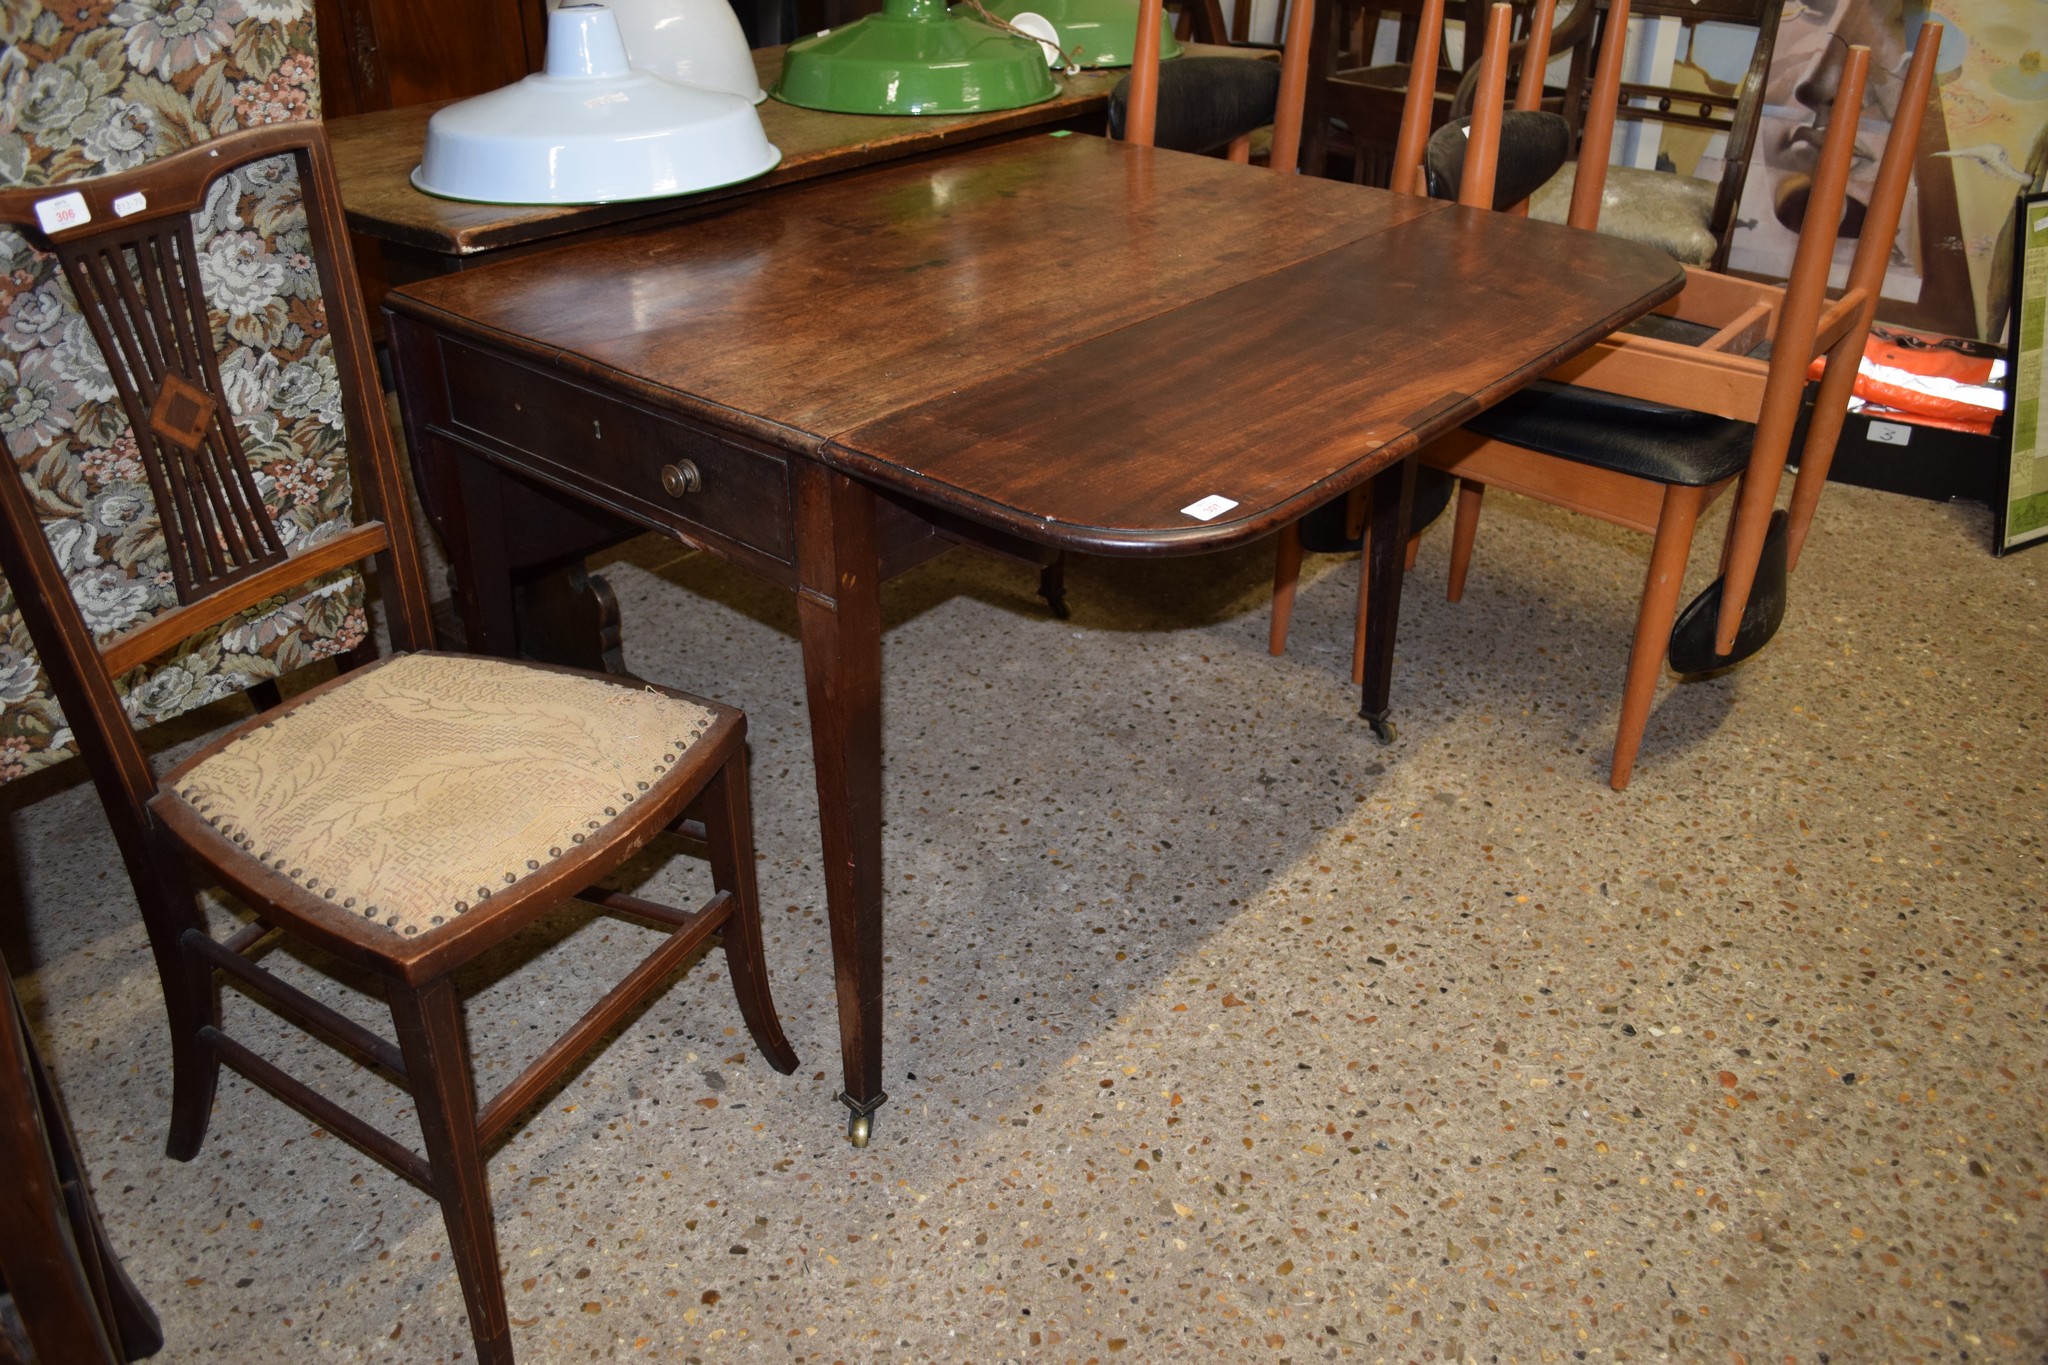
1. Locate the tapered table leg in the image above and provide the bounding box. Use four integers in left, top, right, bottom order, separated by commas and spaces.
1358, 454, 1417, 743
793, 466, 888, 1146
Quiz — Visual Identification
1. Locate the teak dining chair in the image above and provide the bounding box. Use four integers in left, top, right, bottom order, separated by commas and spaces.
1266, 0, 1572, 682
1114, 0, 1316, 165
0, 125, 797, 1365
1410, 19, 1941, 788
1029, 0, 1317, 629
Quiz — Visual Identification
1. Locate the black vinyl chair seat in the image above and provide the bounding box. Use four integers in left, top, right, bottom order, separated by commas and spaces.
1464, 380, 1758, 487
1108, 56, 1283, 154
1422, 110, 1571, 212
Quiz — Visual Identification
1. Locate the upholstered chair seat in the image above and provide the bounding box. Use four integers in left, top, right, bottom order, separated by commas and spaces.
1107, 56, 1284, 155
1464, 380, 1756, 486
1528, 162, 1720, 265
1422, 109, 1572, 210
167, 653, 718, 940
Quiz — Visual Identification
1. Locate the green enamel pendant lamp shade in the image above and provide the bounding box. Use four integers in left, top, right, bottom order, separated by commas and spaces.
986, 0, 1180, 68
775, 0, 1059, 115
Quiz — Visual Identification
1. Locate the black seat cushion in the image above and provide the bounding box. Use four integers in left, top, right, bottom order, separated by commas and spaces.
1464, 380, 1757, 487
1108, 57, 1283, 155
1423, 110, 1571, 211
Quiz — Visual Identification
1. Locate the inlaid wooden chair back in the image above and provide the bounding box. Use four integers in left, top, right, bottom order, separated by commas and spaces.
55, 196, 282, 601
0, 5, 349, 791
0, 124, 798, 1365
0, 125, 430, 877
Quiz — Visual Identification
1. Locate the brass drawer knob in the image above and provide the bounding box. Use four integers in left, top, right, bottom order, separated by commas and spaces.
660, 460, 702, 497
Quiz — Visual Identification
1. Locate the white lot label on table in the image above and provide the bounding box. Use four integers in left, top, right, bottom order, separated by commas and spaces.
1181, 495, 1238, 521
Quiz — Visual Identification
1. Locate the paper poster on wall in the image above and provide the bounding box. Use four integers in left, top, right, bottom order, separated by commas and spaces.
1996, 192, 2048, 555
1728, 0, 2048, 343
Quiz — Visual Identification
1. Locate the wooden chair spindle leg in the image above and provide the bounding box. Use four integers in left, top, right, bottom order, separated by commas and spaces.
1270, 522, 1303, 656
699, 757, 799, 1074
388, 979, 512, 1365
143, 852, 222, 1162
1447, 480, 1484, 603
1610, 485, 1704, 790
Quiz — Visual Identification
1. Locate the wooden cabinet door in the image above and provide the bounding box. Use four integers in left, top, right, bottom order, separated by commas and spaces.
315, 0, 548, 118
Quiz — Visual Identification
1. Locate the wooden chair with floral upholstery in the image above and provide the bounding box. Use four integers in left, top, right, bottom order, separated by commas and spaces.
0, 119, 798, 1365
1, 12, 796, 1365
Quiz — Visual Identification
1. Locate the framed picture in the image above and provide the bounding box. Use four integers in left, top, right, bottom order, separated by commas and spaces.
1997, 191, 2048, 557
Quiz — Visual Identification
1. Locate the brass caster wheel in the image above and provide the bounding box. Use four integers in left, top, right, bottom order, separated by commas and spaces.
1363, 711, 1397, 744
837, 1089, 885, 1148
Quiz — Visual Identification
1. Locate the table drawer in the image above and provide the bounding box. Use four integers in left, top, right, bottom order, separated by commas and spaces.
438, 339, 792, 564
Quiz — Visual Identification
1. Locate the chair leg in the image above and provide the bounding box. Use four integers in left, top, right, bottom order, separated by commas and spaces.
1036, 552, 1069, 620
1446, 479, 1484, 603
698, 756, 798, 1074
387, 978, 512, 1365
161, 929, 222, 1163
1269, 521, 1303, 657
1403, 531, 1421, 571
1347, 483, 1376, 685
1343, 486, 1368, 542
1611, 484, 1705, 791
138, 852, 221, 1163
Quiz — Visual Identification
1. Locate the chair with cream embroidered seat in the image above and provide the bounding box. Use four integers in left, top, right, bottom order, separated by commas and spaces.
1406, 20, 1942, 788
0, 126, 797, 1365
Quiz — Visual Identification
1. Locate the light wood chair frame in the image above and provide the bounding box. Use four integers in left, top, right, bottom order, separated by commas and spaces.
1126, 0, 1317, 166
1422, 15, 1941, 786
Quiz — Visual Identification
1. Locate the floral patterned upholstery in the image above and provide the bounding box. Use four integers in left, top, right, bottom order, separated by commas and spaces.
0, 0, 366, 786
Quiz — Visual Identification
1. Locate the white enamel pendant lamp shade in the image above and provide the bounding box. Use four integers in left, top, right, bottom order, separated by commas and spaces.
546, 0, 767, 103
412, 4, 780, 206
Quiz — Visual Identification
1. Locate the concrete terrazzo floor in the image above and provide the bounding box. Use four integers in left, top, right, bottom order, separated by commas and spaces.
3, 481, 2042, 1364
